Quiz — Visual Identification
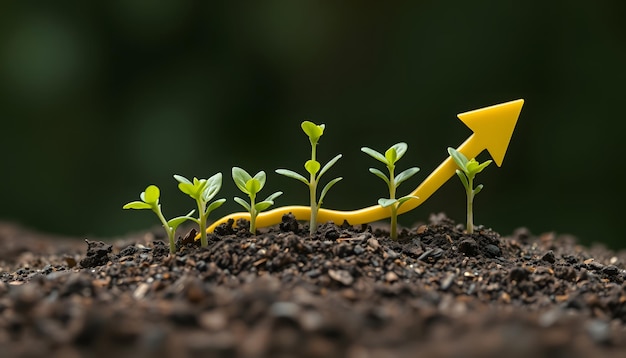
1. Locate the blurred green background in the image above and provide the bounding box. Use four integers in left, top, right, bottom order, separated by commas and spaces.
1, 1, 624, 248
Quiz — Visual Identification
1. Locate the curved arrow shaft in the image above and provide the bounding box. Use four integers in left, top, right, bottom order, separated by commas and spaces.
205, 134, 484, 233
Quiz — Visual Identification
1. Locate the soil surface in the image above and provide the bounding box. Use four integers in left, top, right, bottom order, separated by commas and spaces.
1, 213, 625, 357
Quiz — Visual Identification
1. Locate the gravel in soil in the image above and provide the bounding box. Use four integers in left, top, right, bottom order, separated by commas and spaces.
0, 213, 625, 357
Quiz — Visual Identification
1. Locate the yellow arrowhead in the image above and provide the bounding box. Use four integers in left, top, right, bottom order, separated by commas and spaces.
457, 99, 524, 166
199, 99, 525, 235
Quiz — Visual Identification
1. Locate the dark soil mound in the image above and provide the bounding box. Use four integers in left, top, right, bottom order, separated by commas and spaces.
1, 213, 625, 357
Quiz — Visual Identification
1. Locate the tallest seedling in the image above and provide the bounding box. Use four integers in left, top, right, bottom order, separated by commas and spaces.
276, 121, 342, 236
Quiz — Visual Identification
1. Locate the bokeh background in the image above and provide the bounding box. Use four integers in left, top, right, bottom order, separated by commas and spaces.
1, 1, 624, 248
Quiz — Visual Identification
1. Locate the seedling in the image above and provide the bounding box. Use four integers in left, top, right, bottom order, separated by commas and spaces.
361, 142, 419, 240
232, 167, 282, 233
173, 173, 226, 247
123, 185, 195, 254
448, 147, 492, 234
276, 121, 342, 236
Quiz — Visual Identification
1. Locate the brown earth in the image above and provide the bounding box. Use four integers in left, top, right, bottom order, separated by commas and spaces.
0, 213, 625, 358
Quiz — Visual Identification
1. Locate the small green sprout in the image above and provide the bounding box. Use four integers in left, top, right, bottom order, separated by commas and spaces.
173, 173, 226, 247
123, 185, 195, 254
232, 167, 282, 234
276, 121, 342, 236
448, 147, 492, 234
361, 142, 419, 240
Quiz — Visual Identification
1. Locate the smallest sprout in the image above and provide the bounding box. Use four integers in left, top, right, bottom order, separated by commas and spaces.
174, 173, 226, 248
232, 167, 282, 234
448, 147, 492, 234
123, 185, 195, 254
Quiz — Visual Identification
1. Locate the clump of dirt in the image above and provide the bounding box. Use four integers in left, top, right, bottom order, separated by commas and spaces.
0, 213, 625, 357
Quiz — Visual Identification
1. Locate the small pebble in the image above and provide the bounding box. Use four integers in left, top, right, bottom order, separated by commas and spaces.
328, 269, 354, 286
484, 244, 501, 258
458, 238, 479, 256
385, 272, 399, 283
541, 250, 556, 263
586, 320, 611, 344
367, 238, 380, 250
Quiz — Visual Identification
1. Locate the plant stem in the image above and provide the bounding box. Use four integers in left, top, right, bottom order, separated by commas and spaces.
388, 163, 398, 240
466, 176, 474, 234
309, 179, 317, 236
198, 201, 208, 247
249, 195, 257, 234
154, 207, 176, 254
309, 142, 318, 236
390, 206, 398, 240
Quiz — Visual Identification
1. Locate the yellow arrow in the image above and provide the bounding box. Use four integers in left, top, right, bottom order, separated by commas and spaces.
201, 99, 524, 235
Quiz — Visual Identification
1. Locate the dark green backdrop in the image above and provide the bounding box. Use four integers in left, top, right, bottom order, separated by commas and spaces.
1, 1, 624, 248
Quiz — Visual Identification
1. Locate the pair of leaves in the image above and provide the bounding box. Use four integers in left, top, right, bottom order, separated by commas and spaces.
362, 143, 420, 188
277, 154, 342, 185
232, 167, 267, 197
301, 121, 325, 146
123, 185, 195, 232
174, 173, 226, 223
448, 147, 492, 192
362, 142, 408, 167
368, 167, 420, 188
447, 147, 492, 177
233, 191, 282, 213
174, 173, 223, 203
275, 154, 343, 208
123, 185, 160, 210
232, 167, 282, 213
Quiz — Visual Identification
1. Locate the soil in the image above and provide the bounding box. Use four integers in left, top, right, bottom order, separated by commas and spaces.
0, 213, 625, 358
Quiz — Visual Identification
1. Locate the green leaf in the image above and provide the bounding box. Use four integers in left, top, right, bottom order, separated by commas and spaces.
263, 191, 283, 203
455, 170, 470, 190
245, 178, 261, 196
167, 212, 195, 231
476, 160, 492, 173
378, 198, 398, 208
384, 147, 398, 164
318, 154, 342, 180
173, 174, 192, 185
275, 169, 309, 185
361, 147, 387, 164
255, 200, 274, 212
448, 147, 469, 172
143, 185, 160, 204
252, 171, 266, 190
305, 160, 321, 176
232, 167, 252, 194
467, 159, 492, 175
255, 192, 281, 212
395, 167, 420, 187
177, 182, 196, 197
123, 201, 152, 210
390, 142, 408, 162
301, 121, 325, 145
473, 184, 484, 196
318, 177, 342, 206
368, 168, 390, 185
202, 173, 223, 202
233, 196, 251, 211
466, 159, 479, 174
206, 198, 226, 213
396, 195, 419, 208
